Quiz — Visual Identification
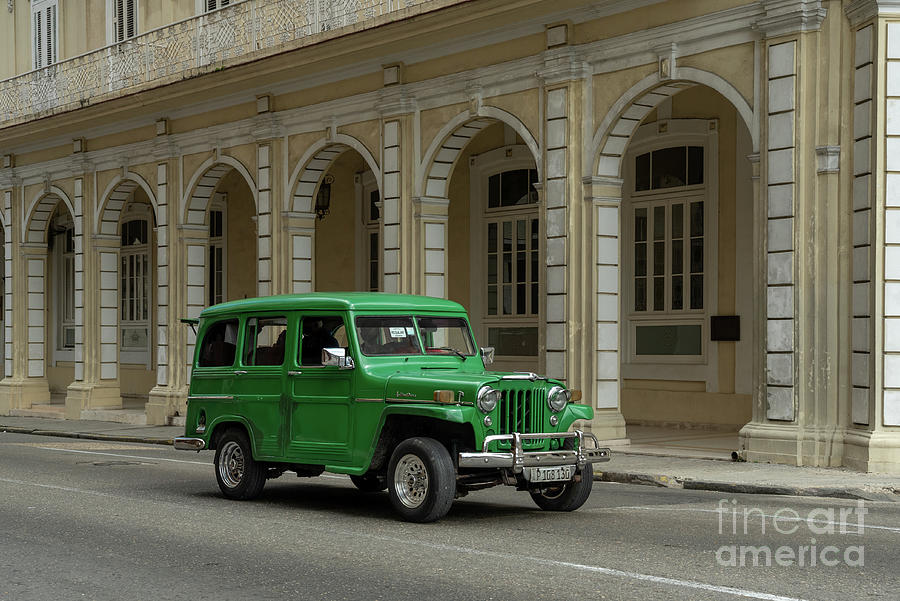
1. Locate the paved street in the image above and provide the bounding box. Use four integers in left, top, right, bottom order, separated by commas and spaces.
1, 431, 898, 601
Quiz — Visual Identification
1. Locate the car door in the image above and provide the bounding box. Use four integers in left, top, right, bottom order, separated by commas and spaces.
231, 314, 289, 459
286, 313, 354, 465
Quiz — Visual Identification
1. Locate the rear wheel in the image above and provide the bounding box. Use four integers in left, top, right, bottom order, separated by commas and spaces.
529, 463, 593, 512
387, 437, 455, 523
214, 429, 266, 500
350, 472, 387, 493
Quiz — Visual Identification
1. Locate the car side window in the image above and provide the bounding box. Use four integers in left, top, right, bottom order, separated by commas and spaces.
197, 319, 238, 367
299, 316, 346, 366
242, 316, 288, 366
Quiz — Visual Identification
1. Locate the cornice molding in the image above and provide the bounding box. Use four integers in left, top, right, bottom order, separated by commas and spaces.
538, 47, 590, 85
756, 0, 826, 38
845, 0, 900, 26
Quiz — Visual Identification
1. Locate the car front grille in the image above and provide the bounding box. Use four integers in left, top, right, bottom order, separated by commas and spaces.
496, 385, 547, 449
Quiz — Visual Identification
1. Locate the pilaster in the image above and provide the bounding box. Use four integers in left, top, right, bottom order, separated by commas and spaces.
413, 197, 449, 298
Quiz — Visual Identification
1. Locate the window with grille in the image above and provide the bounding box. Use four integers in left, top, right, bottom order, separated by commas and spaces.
484, 168, 540, 358
120, 217, 150, 354
113, 0, 137, 42
629, 144, 707, 358
208, 203, 226, 306
32, 0, 58, 69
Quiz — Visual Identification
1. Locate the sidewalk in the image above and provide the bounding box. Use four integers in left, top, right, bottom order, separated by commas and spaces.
2, 415, 899, 502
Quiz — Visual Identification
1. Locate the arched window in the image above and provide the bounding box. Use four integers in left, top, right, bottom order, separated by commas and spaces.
120, 204, 152, 364
623, 120, 718, 378
469, 142, 541, 372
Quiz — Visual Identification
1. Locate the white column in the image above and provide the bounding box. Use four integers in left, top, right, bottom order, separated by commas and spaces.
591, 178, 621, 410
765, 40, 798, 421
73, 179, 85, 382
25, 254, 46, 378
98, 248, 119, 381
156, 162, 170, 387
883, 22, 900, 425
544, 86, 569, 381
257, 143, 273, 297
853, 24, 875, 426
290, 227, 314, 293
416, 197, 448, 298
184, 231, 207, 377
382, 120, 401, 294
3, 190, 11, 379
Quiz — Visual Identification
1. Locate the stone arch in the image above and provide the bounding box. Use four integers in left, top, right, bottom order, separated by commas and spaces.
23, 186, 76, 244
286, 133, 381, 213
418, 106, 541, 199
96, 172, 158, 235
181, 155, 257, 225
591, 68, 757, 179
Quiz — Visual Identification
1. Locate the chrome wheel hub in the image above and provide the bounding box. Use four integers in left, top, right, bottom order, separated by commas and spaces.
394, 454, 428, 509
219, 441, 245, 488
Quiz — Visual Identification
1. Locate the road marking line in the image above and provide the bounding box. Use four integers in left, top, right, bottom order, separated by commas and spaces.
353, 533, 809, 601
0, 476, 116, 498
610, 505, 900, 534
39, 446, 209, 466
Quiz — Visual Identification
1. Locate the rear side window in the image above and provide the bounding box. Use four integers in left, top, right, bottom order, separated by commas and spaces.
198, 319, 238, 367
243, 316, 288, 366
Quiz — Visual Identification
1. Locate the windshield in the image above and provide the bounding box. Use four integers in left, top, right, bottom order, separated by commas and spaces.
416, 316, 475, 356
355, 316, 422, 356
354, 315, 475, 357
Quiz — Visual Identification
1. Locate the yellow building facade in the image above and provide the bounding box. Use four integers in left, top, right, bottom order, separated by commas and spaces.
0, 0, 899, 472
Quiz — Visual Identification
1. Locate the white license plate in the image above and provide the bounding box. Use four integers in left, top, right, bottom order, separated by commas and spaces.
528, 465, 574, 483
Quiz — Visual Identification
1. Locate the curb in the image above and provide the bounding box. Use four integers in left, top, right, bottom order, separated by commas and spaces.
594, 469, 900, 502
1, 426, 173, 446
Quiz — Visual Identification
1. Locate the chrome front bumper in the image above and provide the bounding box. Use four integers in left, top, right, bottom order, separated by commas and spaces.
458, 430, 610, 472
173, 437, 206, 451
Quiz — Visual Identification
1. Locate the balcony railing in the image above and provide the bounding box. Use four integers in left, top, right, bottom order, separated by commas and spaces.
0, 0, 442, 129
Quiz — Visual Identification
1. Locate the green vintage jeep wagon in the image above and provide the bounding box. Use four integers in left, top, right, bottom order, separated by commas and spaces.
174, 293, 609, 522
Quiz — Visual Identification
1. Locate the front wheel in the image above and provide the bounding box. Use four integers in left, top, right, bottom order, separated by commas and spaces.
387, 437, 455, 523
529, 463, 594, 512
214, 429, 266, 500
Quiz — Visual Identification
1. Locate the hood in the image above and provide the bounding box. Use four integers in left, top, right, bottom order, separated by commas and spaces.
384, 370, 502, 404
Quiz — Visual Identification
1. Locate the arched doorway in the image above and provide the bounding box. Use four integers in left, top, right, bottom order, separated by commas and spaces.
595, 79, 757, 444
287, 136, 382, 293
421, 112, 542, 372
182, 160, 259, 373
90, 175, 159, 420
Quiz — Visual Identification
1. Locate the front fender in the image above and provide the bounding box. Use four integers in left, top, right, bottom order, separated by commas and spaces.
558, 402, 594, 431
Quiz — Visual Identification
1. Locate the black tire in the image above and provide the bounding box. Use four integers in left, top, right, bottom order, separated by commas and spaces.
529, 462, 594, 512
387, 437, 455, 523
214, 428, 266, 500
350, 472, 387, 493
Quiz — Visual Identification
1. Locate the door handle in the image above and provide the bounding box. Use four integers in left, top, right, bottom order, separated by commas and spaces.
233, 370, 248, 376
287, 370, 302, 376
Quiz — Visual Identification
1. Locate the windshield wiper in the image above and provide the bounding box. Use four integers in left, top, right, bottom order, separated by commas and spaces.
434, 347, 467, 360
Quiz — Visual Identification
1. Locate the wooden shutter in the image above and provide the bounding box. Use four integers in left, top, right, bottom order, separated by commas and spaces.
125, 0, 135, 39
34, 10, 42, 69
47, 5, 57, 66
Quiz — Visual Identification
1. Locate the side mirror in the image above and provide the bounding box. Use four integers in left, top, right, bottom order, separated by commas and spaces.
480, 347, 495, 367
322, 347, 355, 369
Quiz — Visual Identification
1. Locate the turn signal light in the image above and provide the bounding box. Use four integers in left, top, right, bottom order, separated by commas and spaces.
570, 389, 582, 402
434, 390, 455, 403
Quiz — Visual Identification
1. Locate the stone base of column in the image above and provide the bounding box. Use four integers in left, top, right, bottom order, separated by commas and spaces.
146, 385, 187, 426
0, 378, 51, 414
65, 382, 122, 420
587, 408, 628, 442
740, 421, 845, 468
844, 429, 900, 474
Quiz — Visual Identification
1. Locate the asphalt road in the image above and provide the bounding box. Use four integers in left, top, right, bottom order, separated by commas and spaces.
1, 431, 898, 601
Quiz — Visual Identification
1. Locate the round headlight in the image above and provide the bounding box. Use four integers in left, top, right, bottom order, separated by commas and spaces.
476, 386, 501, 413
548, 386, 570, 413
